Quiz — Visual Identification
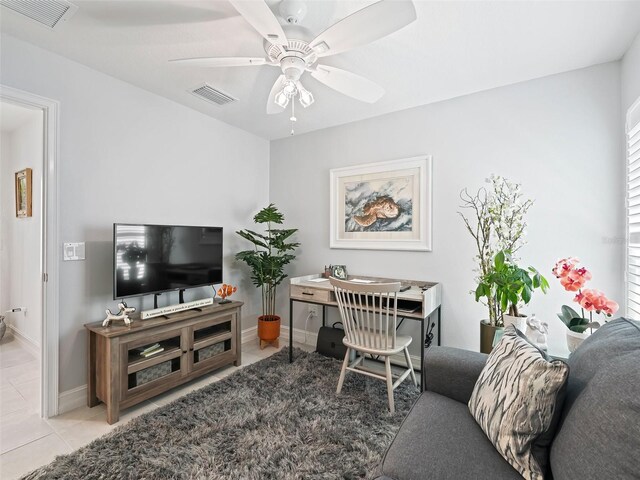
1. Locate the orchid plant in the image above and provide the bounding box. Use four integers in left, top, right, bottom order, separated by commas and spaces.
552, 257, 619, 333
459, 175, 534, 326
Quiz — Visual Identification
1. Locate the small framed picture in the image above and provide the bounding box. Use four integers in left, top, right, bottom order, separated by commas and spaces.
331, 265, 348, 280
15, 168, 33, 218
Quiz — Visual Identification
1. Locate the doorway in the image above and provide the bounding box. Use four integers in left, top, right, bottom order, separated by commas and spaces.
0, 100, 43, 424
0, 86, 59, 421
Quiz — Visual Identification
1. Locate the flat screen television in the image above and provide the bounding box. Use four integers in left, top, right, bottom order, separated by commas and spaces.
113, 223, 223, 300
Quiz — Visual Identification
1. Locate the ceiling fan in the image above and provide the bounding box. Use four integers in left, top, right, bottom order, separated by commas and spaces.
170, 0, 417, 120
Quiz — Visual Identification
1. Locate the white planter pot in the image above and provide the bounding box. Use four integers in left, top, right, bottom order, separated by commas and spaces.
503, 314, 527, 333
566, 329, 590, 353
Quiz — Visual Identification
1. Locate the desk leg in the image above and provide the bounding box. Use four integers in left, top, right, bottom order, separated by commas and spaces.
289, 298, 294, 363
322, 305, 326, 327
437, 305, 442, 346
420, 319, 425, 392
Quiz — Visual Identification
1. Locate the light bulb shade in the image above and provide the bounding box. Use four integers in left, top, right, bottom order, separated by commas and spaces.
297, 82, 314, 108
274, 91, 290, 108
282, 80, 297, 96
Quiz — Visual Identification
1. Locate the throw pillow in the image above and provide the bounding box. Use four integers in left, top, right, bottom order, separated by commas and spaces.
468, 326, 569, 480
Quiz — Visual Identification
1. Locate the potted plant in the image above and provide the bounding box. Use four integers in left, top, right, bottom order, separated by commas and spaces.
475, 250, 549, 351
459, 175, 536, 353
552, 257, 618, 352
236, 204, 299, 349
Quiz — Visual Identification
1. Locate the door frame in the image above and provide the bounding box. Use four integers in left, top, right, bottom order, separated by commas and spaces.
1, 85, 60, 418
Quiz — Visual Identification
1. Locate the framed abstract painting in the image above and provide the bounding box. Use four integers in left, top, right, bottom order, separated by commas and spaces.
330, 156, 432, 251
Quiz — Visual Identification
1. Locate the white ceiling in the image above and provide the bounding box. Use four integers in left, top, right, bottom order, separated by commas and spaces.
2, 1, 640, 140
0, 101, 41, 133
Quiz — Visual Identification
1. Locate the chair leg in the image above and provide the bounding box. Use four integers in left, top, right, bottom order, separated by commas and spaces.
336, 348, 350, 394
404, 347, 418, 387
385, 356, 395, 414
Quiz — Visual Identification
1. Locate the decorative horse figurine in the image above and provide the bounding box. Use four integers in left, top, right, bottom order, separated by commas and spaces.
103, 302, 136, 327
526, 314, 549, 351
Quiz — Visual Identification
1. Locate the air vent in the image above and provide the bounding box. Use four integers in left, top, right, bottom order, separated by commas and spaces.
190, 84, 237, 106
1, 0, 78, 29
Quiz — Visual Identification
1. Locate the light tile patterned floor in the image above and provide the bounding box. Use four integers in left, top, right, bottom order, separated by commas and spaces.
0, 337, 295, 480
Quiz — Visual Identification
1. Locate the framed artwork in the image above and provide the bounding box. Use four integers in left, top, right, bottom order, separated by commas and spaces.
330, 156, 432, 251
15, 168, 32, 218
331, 265, 348, 279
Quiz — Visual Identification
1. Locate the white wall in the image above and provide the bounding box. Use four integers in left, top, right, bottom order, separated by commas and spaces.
0, 34, 270, 393
270, 62, 623, 354
0, 109, 44, 347
622, 32, 640, 113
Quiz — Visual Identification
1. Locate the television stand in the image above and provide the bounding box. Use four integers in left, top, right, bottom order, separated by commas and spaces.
85, 301, 242, 424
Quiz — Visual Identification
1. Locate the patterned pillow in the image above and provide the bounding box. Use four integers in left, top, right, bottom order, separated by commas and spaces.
468, 326, 569, 480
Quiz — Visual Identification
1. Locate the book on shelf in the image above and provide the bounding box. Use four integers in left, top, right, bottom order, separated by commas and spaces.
141, 346, 164, 358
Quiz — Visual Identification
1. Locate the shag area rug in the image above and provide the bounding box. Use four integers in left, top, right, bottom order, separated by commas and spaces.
24, 348, 419, 479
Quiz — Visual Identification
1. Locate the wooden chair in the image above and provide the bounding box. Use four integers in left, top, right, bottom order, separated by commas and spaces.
329, 277, 417, 413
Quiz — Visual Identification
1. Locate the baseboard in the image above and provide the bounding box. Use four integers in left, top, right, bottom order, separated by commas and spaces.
241, 326, 257, 344
8, 325, 40, 360
58, 385, 87, 415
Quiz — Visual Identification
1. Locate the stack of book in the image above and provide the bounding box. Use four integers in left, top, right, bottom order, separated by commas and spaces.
138, 343, 164, 358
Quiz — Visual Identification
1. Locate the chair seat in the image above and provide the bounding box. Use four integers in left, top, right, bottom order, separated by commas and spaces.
344, 333, 413, 355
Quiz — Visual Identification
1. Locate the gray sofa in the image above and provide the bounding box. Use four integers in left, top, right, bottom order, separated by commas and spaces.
376, 318, 640, 480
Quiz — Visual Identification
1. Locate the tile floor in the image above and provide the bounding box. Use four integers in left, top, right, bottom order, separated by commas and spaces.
0, 336, 303, 480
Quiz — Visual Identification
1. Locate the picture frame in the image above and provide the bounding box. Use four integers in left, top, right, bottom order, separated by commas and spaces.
329, 156, 432, 251
331, 265, 348, 280
15, 168, 33, 218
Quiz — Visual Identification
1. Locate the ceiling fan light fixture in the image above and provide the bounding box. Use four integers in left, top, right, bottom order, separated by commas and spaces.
274, 90, 290, 108
298, 86, 314, 108
282, 80, 298, 96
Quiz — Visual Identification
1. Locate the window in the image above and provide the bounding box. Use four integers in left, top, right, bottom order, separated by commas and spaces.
626, 98, 640, 318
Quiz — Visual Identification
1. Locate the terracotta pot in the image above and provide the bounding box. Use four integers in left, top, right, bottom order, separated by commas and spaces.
566, 329, 589, 353
258, 315, 281, 342
503, 314, 527, 333
480, 320, 504, 354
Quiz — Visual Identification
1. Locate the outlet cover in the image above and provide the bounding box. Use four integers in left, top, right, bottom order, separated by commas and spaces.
308, 305, 320, 317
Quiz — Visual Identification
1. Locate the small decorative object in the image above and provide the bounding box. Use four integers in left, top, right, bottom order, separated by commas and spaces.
474, 250, 548, 353
330, 156, 432, 251
323, 265, 332, 278
460, 176, 543, 352
103, 302, 136, 327
236, 204, 299, 349
0, 315, 6, 340
217, 284, 237, 304
15, 168, 33, 218
331, 265, 348, 280
525, 314, 548, 351
552, 257, 619, 352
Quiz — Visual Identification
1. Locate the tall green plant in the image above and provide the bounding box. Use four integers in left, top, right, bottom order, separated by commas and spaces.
475, 250, 549, 322
236, 204, 299, 319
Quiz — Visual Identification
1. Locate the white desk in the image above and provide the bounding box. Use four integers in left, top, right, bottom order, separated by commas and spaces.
288, 274, 442, 391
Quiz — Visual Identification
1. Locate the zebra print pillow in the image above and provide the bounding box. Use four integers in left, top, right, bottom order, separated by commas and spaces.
468, 326, 569, 480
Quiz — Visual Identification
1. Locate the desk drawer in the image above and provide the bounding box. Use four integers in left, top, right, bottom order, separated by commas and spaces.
290, 285, 334, 303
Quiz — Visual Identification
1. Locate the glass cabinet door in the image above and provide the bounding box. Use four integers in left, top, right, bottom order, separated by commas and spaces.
191, 313, 236, 372
122, 331, 184, 398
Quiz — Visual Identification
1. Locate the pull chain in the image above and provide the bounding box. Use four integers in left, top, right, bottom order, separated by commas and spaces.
290, 100, 297, 136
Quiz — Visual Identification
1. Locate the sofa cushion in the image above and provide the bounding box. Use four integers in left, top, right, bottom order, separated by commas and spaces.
379, 391, 521, 480
468, 326, 569, 480
550, 318, 640, 479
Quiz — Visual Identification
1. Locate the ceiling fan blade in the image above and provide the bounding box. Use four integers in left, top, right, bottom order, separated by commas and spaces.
267, 75, 287, 114
229, 0, 288, 47
310, 0, 416, 57
310, 65, 385, 103
169, 57, 268, 67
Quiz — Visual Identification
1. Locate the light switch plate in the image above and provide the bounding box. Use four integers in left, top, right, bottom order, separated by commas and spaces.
63, 242, 85, 261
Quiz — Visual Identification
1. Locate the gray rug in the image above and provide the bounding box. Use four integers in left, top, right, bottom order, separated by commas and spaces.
24, 349, 419, 479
